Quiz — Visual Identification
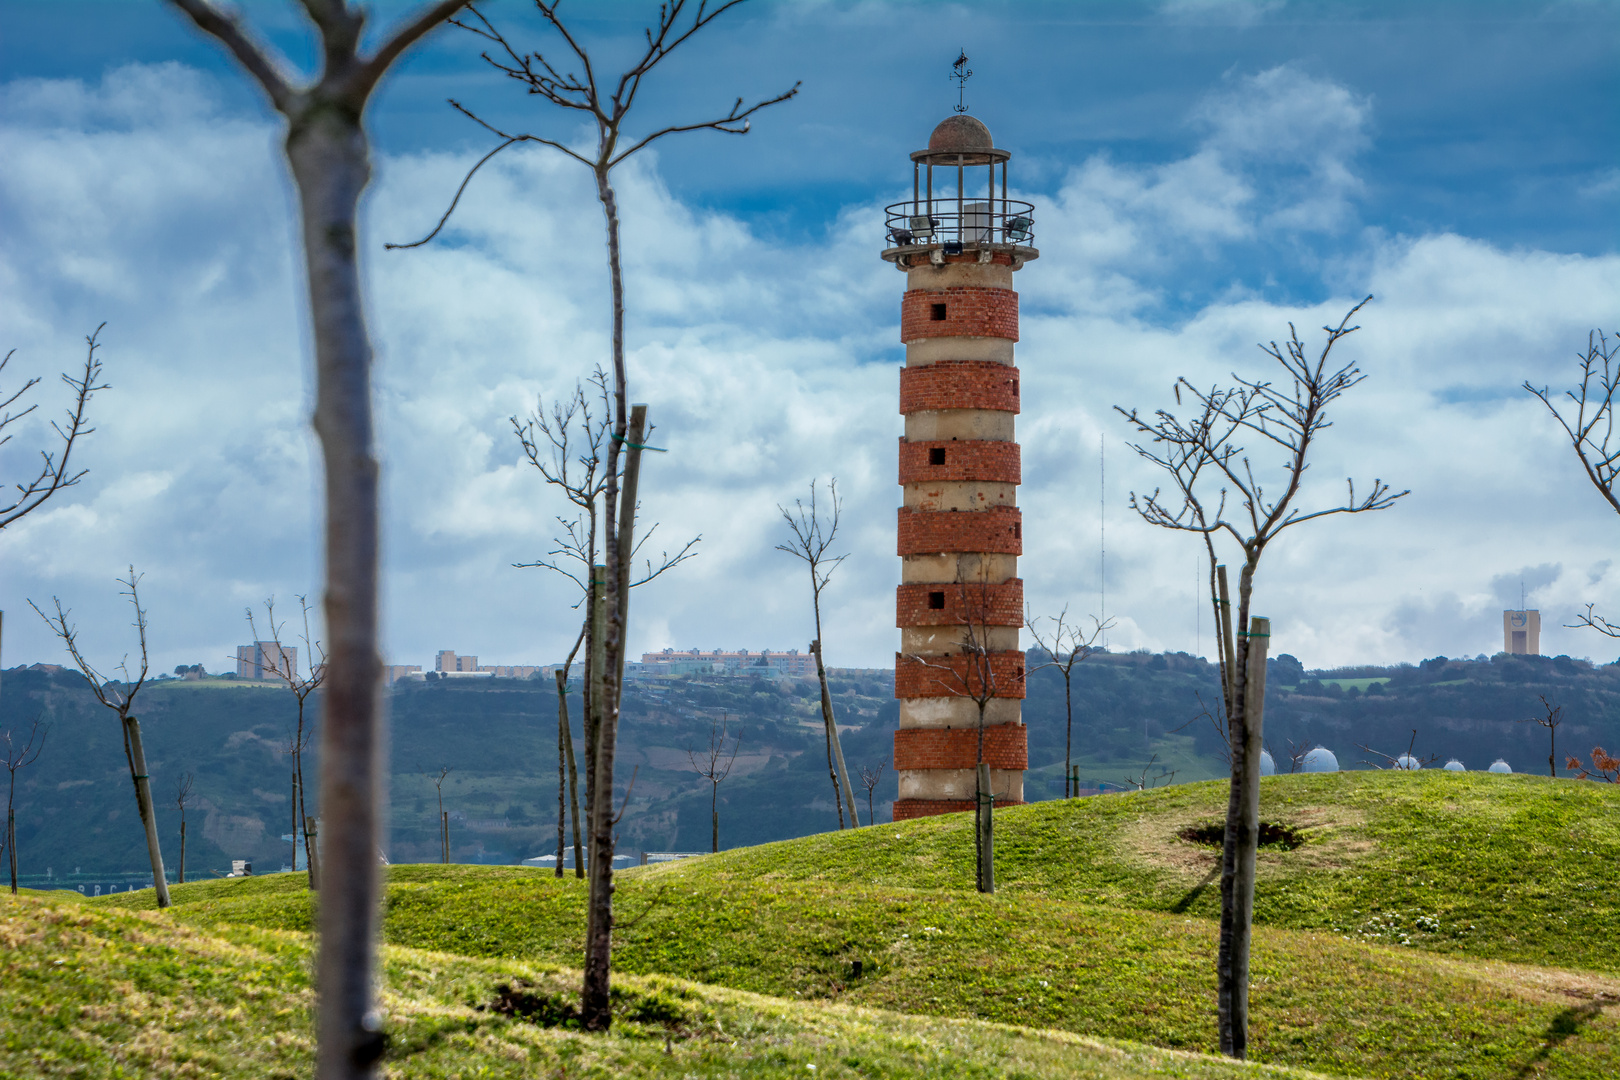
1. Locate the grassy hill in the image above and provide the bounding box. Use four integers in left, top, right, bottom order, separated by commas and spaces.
2, 892, 1328, 1080
97, 771, 1620, 1079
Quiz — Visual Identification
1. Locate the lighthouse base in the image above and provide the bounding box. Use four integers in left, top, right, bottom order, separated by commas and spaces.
894, 797, 1027, 821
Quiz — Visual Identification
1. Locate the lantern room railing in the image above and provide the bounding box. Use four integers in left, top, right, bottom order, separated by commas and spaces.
884, 199, 1035, 251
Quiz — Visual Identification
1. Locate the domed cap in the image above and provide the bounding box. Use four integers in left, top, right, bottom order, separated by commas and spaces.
1443, 759, 1466, 772
1259, 749, 1276, 776
1488, 759, 1512, 774
1395, 754, 1422, 771
913, 114, 1010, 164
1302, 747, 1339, 773
930, 114, 994, 153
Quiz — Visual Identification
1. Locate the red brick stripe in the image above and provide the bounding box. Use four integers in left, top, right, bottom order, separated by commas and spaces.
898, 438, 1020, 484
893, 797, 1026, 820
897, 505, 1022, 556
901, 287, 1019, 343
896, 580, 1023, 628
899, 361, 1020, 415
895, 724, 1028, 771
894, 650, 1027, 699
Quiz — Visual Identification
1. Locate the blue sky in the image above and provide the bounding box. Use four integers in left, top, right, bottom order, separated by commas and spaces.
1, 0, 1617, 674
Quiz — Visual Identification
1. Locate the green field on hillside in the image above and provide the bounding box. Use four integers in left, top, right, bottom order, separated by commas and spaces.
1, 893, 1330, 1080
98, 771, 1620, 1079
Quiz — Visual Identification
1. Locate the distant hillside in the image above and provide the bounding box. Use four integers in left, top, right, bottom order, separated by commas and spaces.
6, 647, 1620, 877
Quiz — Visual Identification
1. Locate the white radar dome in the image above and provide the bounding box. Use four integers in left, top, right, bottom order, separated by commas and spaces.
1395, 753, 1422, 771
1302, 747, 1339, 773
1443, 759, 1466, 772
1259, 750, 1276, 776
1488, 759, 1512, 774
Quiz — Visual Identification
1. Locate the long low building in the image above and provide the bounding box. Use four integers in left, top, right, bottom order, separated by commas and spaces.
639, 648, 818, 678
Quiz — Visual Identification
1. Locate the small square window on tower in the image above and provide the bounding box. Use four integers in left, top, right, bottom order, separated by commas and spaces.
928, 447, 947, 465
930, 302, 947, 321
927, 591, 946, 610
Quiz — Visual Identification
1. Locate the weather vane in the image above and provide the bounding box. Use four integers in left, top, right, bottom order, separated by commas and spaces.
951, 50, 972, 113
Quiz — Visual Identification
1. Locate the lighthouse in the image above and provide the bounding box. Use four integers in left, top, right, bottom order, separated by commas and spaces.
882, 112, 1038, 821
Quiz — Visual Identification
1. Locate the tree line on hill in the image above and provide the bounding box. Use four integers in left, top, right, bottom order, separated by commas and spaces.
9, 646, 1620, 884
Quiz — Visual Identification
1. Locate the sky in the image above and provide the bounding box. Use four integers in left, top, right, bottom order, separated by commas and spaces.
0, 0, 1617, 676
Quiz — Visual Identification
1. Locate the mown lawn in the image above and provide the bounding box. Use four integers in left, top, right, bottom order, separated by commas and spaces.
2, 893, 1331, 1080
654, 771, 1620, 972
108, 862, 1620, 1080
93, 771, 1620, 1079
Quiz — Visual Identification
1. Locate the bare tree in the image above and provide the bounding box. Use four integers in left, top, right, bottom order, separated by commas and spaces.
1279, 738, 1311, 774
1526, 330, 1620, 639
389, 0, 796, 1031
32, 567, 170, 908
166, 3, 470, 1072
1116, 297, 1405, 1059
427, 766, 453, 863
513, 374, 697, 879
1026, 607, 1109, 798
250, 595, 326, 888
1, 718, 47, 894
174, 771, 194, 885
1123, 753, 1177, 791
1, 326, 108, 533
1357, 729, 1439, 770
857, 758, 888, 824
686, 716, 741, 853
903, 562, 1023, 894
777, 479, 860, 829
1521, 696, 1563, 779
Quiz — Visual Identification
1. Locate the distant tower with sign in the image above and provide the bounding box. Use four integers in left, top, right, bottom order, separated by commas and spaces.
1503, 610, 1541, 655
880, 96, 1039, 821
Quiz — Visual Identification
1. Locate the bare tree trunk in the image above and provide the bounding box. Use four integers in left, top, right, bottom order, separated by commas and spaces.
302, 774, 319, 890
584, 405, 646, 1031
179, 819, 186, 885
813, 640, 858, 828
305, 815, 322, 891
1218, 605, 1268, 1058
1064, 676, 1074, 798
1216, 566, 1237, 720
291, 770, 299, 869
123, 716, 171, 908
586, 572, 606, 835
564, 698, 583, 879
975, 762, 994, 893
282, 106, 389, 1080
556, 671, 568, 877
441, 811, 449, 863
583, 560, 609, 1011
7, 809, 15, 894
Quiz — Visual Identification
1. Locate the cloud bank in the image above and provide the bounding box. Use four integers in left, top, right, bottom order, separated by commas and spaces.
1, 60, 1616, 675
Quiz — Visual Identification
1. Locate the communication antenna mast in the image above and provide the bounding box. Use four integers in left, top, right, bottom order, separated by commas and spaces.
951, 50, 972, 113
1099, 434, 1107, 648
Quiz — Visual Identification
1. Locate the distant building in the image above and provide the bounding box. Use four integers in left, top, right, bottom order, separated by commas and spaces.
384, 664, 422, 686
236, 641, 296, 681
435, 650, 479, 673
478, 665, 541, 679
1503, 610, 1541, 655
639, 648, 817, 678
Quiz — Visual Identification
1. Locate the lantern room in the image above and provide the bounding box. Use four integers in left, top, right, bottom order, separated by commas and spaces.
882, 114, 1039, 268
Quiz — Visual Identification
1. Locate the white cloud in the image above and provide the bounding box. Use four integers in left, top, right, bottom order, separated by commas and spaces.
2, 61, 1617, 678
